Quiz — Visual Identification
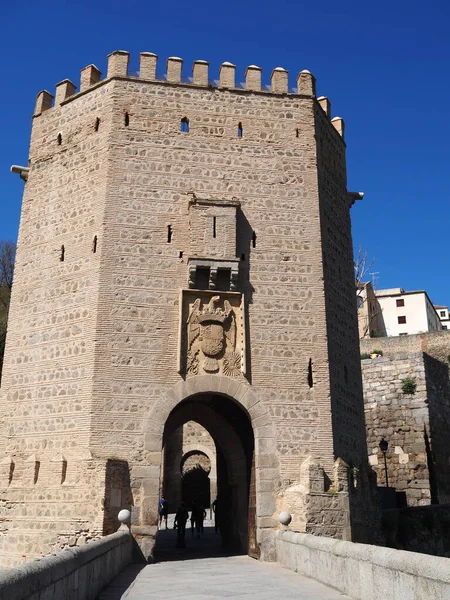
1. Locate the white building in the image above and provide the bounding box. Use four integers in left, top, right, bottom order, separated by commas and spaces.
374, 288, 442, 337
434, 305, 450, 330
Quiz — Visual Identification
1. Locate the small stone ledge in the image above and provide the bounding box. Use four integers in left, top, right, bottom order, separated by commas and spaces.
0, 529, 132, 600
276, 530, 450, 599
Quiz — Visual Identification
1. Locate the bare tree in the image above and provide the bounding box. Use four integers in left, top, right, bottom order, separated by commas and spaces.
354, 246, 375, 291
0, 241, 16, 380
354, 246, 384, 338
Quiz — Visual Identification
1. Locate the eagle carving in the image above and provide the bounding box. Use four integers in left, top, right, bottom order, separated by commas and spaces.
187, 296, 237, 374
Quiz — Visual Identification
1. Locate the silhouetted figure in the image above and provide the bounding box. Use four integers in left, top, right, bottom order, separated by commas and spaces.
174, 502, 189, 548
212, 497, 219, 534
158, 496, 169, 530
218, 490, 233, 549
190, 499, 197, 536
195, 504, 207, 537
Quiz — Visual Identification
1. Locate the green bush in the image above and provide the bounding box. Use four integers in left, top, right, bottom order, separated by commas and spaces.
371, 330, 385, 338
360, 353, 371, 360
401, 376, 417, 395
372, 349, 383, 356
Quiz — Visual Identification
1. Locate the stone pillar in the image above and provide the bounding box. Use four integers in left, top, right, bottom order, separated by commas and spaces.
317, 96, 331, 117
167, 57, 183, 83
271, 67, 288, 94
297, 70, 316, 96
219, 62, 236, 88
80, 65, 101, 92
331, 117, 345, 138
193, 60, 209, 86
140, 52, 157, 80
34, 91, 53, 116
245, 65, 262, 91
107, 50, 130, 78
55, 79, 76, 105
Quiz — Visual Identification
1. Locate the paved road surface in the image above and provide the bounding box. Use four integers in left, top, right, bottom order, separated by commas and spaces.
98, 556, 352, 599
98, 520, 351, 599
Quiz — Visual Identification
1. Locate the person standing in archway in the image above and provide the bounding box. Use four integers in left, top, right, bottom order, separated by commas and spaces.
190, 499, 198, 536
174, 502, 189, 548
158, 496, 169, 530
196, 503, 207, 537
212, 497, 219, 534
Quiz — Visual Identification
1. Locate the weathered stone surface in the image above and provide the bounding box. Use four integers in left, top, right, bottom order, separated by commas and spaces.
277, 529, 450, 600
361, 339, 450, 506
0, 50, 379, 565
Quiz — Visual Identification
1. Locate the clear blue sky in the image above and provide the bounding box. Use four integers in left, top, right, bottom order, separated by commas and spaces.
1, 0, 449, 305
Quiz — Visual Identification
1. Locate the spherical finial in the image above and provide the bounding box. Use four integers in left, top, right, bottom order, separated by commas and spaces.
118, 509, 131, 523
279, 511, 292, 526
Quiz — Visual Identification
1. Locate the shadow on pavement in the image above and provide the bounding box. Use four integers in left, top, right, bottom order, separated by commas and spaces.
96, 564, 147, 600
154, 524, 243, 563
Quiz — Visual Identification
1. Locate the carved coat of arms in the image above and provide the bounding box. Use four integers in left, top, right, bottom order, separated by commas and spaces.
186, 296, 241, 376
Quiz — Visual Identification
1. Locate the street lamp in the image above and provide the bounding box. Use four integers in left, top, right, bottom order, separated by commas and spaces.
379, 438, 389, 487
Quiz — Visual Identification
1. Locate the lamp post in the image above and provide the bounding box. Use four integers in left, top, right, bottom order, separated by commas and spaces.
379, 437, 389, 487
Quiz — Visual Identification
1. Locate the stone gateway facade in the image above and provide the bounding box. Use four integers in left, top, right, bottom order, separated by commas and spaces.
0, 50, 380, 567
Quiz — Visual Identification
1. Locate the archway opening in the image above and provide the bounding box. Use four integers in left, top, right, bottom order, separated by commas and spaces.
155, 392, 255, 561
181, 451, 211, 509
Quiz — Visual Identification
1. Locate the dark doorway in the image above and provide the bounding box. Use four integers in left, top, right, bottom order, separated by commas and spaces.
181, 454, 211, 509
157, 392, 255, 561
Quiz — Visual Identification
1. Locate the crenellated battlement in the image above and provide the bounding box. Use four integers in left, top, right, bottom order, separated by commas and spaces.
32, 49, 344, 137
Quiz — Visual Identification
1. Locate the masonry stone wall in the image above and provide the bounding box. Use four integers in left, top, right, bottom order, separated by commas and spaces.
0, 50, 379, 565
363, 354, 431, 505
276, 529, 450, 600
422, 353, 450, 503
360, 329, 450, 361
361, 332, 450, 506
382, 505, 450, 557
0, 528, 132, 600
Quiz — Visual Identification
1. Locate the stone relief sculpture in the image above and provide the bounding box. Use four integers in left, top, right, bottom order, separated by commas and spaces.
182, 293, 245, 378
187, 296, 238, 375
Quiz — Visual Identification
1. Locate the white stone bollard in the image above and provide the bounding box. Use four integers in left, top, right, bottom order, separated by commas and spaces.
278, 511, 292, 526
118, 509, 131, 524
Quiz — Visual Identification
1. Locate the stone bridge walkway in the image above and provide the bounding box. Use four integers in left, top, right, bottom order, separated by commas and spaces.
98, 555, 352, 599
99, 520, 352, 599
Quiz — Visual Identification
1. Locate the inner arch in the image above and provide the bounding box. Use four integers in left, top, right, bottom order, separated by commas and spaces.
157, 392, 255, 558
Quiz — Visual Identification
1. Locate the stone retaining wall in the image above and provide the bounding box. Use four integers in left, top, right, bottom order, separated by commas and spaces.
0, 528, 132, 600
360, 330, 450, 363
382, 504, 450, 557
361, 349, 450, 506
276, 530, 450, 599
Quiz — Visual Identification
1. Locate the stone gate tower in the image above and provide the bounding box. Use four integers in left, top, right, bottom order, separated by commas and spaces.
0, 50, 380, 567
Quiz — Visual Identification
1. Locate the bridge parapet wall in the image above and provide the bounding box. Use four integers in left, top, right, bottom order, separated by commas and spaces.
0, 528, 132, 600
276, 530, 450, 600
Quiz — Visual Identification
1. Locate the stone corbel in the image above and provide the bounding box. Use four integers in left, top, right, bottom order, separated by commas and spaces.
209, 267, 218, 290
347, 191, 364, 207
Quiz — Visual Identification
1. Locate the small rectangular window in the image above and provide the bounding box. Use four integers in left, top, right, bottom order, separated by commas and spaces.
399, 332, 408, 336
216, 269, 231, 292
398, 316, 407, 324
440, 310, 446, 317
195, 267, 210, 290
442, 325, 448, 330
396, 299, 405, 307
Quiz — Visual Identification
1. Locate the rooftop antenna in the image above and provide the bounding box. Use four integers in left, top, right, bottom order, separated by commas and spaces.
370, 272, 379, 288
